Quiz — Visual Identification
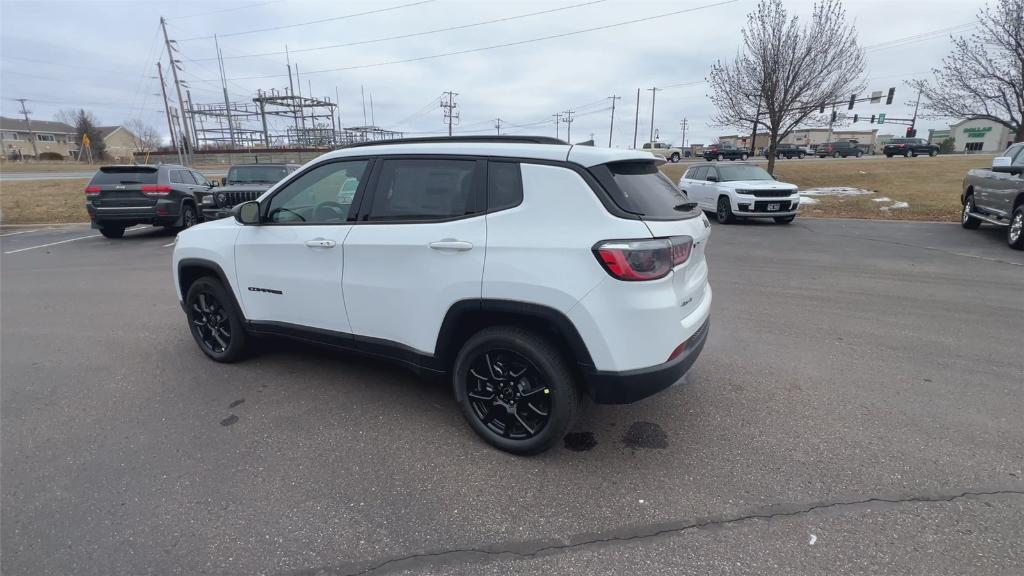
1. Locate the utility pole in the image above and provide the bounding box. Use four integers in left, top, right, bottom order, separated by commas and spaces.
910, 88, 922, 134
441, 91, 459, 136
160, 16, 192, 164
15, 98, 39, 159
646, 86, 661, 147
750, 92, 762, 155
632, 88, 640, 149
607, 95, 620, 147
552, 113, 561, 139
286, 46, 300, 140
156, 63, 180, 163
295, 64, 307, 137
335, 85, 342, 144
214, 34, 236, 149
186, 89, 199, 147
562, 109, 575, 143
680, 117, 688, 153
495, 117, 502, 135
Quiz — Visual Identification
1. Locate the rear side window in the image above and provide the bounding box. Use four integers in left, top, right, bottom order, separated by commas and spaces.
487, 161, 523, 212
89, 168, 158, 185
366, 159, 478, 221
169, 170, 185, 184
592, 161, 697, 221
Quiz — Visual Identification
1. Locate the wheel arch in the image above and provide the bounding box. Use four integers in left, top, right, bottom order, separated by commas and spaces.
177, 258, 244, 317
1013, 191, 1024, 211
435, 299, 595, 378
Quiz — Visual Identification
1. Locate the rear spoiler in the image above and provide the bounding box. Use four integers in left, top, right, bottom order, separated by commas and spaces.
100, 166, 159, 173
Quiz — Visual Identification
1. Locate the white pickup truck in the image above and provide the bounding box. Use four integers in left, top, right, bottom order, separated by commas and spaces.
640, 141, 684, 163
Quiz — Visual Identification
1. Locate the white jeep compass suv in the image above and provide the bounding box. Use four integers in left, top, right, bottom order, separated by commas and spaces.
172, 136, 712, 454
679, 163, 800, 224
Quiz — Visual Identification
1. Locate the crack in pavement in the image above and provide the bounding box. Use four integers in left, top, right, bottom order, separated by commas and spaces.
293, 488, 1024, 576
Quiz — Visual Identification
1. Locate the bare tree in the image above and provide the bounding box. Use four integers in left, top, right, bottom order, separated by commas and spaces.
124, 119, 161, 153
67, 109, 107, 161
708, 0, 865, 174
911, 0, 1024, 142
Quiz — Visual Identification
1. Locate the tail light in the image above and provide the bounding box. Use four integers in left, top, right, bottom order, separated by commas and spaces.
141, 185, 172, 196
84, 186, 100, 195
593, 236, 693, 281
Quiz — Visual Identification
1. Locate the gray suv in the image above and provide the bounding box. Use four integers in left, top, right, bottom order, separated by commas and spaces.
85, 164, 210, 238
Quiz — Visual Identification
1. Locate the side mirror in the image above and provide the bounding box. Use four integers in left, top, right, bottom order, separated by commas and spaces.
992, 156, 1016, 173
220, 177, 227, 186
233, 201, 261, 225
211, 180, 219, 187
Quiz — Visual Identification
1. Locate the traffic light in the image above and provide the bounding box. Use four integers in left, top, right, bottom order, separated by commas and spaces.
848, 94, 856, 110
853, 114, 859, 123
870, 114, 876, 124
886, 87, 895, 105
906, 127, 917, 137
831, 111, 837, 122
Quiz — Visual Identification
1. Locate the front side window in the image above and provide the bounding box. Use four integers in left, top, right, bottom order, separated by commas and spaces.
191, 171, 210, 186
366, 158, 478, 221
265, 160, 368, 224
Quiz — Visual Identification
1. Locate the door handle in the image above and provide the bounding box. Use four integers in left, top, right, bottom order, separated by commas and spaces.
305, 238, 336, 248
429, 240, 473, 251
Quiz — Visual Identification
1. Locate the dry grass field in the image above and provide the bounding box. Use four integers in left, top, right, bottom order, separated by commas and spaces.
660, 154, 994, 221
1, 179, 90, 224
0, 155, 997, 224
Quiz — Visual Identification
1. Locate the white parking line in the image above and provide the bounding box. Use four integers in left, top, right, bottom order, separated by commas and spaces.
3, 226, 148, 254
0, 229, 40, 237
4, 234, 100, 254
162, 241, 177, 247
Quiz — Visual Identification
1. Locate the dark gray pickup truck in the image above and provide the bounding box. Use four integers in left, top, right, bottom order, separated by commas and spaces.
961, 143, 1024, 250
197, 163, 299, 220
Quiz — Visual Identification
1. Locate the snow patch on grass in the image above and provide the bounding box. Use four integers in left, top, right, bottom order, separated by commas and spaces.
800, 187, 874, 197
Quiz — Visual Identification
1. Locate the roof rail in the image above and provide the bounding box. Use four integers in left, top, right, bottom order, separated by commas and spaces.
341, 135, 569, 148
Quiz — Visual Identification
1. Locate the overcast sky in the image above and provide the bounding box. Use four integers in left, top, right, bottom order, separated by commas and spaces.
1, 0, 986, 147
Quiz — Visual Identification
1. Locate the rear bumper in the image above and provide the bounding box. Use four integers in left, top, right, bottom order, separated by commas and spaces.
88, 199, 184, 227
583, 317, 709, 404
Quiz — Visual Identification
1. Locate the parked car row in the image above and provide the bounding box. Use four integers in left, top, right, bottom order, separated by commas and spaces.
84, 163, 299, 237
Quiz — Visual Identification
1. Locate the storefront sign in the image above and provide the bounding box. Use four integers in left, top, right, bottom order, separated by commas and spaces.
963, 126, 992, 138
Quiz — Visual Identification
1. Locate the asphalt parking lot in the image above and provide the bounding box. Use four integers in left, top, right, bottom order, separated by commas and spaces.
2, 217, 1022, 575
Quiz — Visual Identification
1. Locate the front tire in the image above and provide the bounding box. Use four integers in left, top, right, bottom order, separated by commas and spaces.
717, 196, 736, 224
833, 152, 840, 158
855, 150, 863, 158
774, 215, 796, 224
185, 277, 248, 362
717, 154, 724, 161
961, 195, 982, 230
741, 153, 748, 160
929, 150, 938, 157
99, 225, 125, 239
905, 149, 914, 158
798, 153, 805, 159
453, 327, 579, 455
1009, 206, 1024, 250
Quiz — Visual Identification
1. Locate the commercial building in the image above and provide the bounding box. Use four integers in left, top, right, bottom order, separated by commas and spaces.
97, 126, 141, 162
718, 128, 879, 154
947, 118, 1013, 153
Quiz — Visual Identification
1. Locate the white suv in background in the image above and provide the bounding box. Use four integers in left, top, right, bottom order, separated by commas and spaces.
172, 136, 712, 454
679, 163, 800, 224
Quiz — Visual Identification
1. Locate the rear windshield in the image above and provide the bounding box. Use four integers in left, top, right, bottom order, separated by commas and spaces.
90, 168, 158, 185
593, 161, 697, 221
228, 165, 293, 184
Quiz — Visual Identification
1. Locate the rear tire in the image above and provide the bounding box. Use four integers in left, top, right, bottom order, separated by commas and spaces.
179, 204, 198, 231
961, 195, 982, 230
453, 326, 579, 455
99, 225, 125, 239
670, 153, 680, 163
1008, 206, 1024, 250
717, 154, 724, 161
717, 196, 736, 224
833, 152, 840, 158
929, 150, 938, 157
905, 149, 914, 158
185, 277, 248, 362
774, 215, 796, 224
797, 153, 805, 159
741, 153, 748, 160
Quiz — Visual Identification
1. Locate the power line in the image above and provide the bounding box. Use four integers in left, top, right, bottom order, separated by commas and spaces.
176, 0, 435, 42
211, 0, 739, 82
864, 22, 974, 52
168, 0, 282, 20
195, 0, 608, 62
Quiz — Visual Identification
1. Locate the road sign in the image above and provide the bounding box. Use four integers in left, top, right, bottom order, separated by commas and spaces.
877, 113, 886, 124
870, 91, 882, 104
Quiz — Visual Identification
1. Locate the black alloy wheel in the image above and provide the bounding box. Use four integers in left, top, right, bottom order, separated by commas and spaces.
465, 350, 551, 441
454, 327, 578, 454
717, 196, 736, 224
185, 277, 247, 362
181, 204, 198, 230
